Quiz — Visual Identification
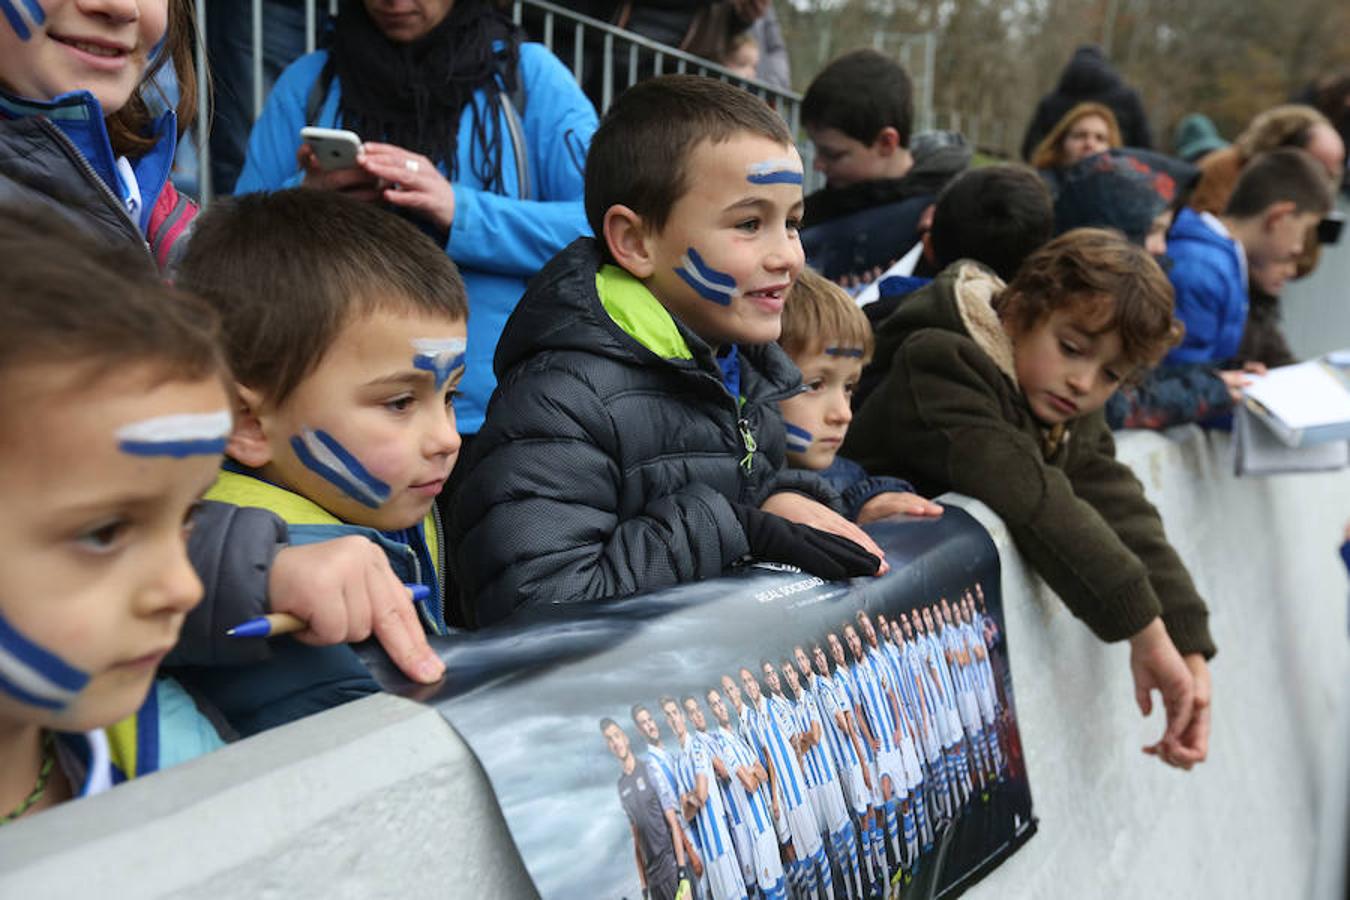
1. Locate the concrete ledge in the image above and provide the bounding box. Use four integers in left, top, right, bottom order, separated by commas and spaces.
1, 425, 1345, 898
951, 425, 1350, 899
0, 693, 536, 899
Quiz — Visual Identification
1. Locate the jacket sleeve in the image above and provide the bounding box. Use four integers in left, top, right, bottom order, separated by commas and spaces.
1064, 417, 1215, 658
1166, 255, 1229, 364
758, 466, 845, 512
895, 332, 1164, 644
1104, 363, 1234, 430
819, 457, 915, 521
167, 501, 287, 667
233, 52, 326, 195
451, 367, 750, 627
444, 45, 596, 277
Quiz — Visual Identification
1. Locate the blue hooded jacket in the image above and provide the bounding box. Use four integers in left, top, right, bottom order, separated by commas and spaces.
234, 43, 597, 434
1164, 207, 1247, 366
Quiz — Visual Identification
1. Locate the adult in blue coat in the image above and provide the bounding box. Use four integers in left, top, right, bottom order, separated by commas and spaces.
236, 0, 597, 436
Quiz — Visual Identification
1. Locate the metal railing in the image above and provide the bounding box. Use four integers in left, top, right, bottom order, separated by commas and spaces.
185, 1, 960, 201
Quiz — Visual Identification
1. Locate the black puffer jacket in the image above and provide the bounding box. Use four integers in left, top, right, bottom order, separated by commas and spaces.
1020, 45, 1153, 160
451, 238, 839, 627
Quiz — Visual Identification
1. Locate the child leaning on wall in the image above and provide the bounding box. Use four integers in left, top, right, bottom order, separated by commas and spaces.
452, 75, 888, 629
171, 190, 465, 737
0, 206, 229, 822
777, 269, 943, 524
845, 228, 1217, 770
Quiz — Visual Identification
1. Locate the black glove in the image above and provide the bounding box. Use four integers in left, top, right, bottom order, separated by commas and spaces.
731, 503, 881, 579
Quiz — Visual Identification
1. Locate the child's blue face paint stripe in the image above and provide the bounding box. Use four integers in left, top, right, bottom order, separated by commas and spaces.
676, 248, 738, 306
1, 0, 44, 41
411, 337, 467, 391
825, 347, 865, 358
746, 158, 804, 186
0, 609, 90, 712
785, 423, 813, 453
116, 410, 232, 458
290, 428, 391, 508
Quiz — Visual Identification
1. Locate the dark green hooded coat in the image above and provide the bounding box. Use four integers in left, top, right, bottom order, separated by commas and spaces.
845, 261, 1215, 658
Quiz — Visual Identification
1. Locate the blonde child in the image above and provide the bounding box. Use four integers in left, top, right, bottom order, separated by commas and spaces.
778, 269, 942, 523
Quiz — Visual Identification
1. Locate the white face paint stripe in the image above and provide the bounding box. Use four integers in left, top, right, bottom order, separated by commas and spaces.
746, 158, 805, 185
747, 158, 801, 176
0, 645, 80, 708
115, 410, 232, 444
411, 337, 468, 355
0, 0, 44, 42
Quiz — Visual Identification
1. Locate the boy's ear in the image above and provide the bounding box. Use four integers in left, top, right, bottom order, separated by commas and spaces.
602, 204, 657, 279
921, 230, 937, 267
1261, 200, 1297, 232
871, 126, 902, 156
226, 384, 274, 469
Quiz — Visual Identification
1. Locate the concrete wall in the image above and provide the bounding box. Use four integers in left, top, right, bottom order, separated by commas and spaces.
1, 426, 1346, 898
961, 425, 1350, 899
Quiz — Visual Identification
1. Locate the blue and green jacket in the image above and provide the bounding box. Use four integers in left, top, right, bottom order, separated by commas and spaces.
206, 466, 451, 634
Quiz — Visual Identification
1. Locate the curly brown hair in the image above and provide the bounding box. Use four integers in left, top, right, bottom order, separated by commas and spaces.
998, 228, 1182, 368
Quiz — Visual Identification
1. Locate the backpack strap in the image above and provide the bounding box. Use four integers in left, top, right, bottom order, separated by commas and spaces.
305, 59, 336, 127
493, 44, 530, 200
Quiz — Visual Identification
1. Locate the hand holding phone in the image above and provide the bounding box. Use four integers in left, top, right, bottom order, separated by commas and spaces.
300, 127, 363, 171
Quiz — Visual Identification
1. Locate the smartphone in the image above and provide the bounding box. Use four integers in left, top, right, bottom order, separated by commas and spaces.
300, 127, 363, 171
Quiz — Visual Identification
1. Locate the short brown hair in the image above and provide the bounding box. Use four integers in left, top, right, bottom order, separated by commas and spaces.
584, 75, 793, 238
1030, 102, 1123, 170
1000, 228, 1182, 368
177, 190, 468, 405
801, 49, 913, 146
0, 204, 226, 420
1224, 147, 1335, 219
779, 269, 874, 363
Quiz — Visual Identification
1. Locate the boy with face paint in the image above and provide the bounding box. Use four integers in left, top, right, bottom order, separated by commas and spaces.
778, 269, 942, 525
453, 75, 885, 629
0, 208, 229, 821
172, 190, 467, 737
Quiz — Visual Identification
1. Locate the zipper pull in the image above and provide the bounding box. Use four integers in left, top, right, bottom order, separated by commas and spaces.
738, 417, 757, 473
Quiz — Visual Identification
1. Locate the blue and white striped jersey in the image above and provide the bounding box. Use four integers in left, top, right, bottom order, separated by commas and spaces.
900, 639, 940, 738
793, 687, 837, 788
852, 652, 898, 753
747, 695, 810, 812
677, 732, 736, 862
815, 672, 862, 771
713, 725, 774, 838
920, 632, 959, 713
643, 744, 681, 813
941, 625, 973, 692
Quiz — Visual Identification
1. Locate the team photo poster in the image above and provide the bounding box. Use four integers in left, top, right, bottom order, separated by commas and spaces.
370, 507, 1035, 899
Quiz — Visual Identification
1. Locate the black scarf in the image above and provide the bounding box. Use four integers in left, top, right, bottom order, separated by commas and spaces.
329, 0, 520, 191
